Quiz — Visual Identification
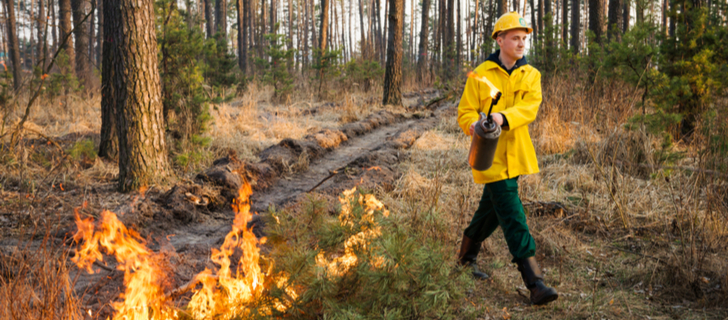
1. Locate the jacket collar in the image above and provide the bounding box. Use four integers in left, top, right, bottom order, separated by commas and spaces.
484, 50, 528, 74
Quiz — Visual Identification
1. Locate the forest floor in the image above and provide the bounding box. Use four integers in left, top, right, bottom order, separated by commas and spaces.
1, 82, 727, 319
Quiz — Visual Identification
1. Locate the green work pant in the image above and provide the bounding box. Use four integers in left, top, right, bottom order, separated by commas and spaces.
463, 177, 536, 263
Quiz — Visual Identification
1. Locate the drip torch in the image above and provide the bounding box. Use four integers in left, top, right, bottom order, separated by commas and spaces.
466, 71, 502, 171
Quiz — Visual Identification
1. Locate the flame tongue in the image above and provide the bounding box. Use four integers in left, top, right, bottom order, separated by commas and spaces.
72, 179, 271, 319
467, 71, 501, 99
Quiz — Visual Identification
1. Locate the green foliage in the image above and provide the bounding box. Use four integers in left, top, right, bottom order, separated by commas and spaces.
67, 139, 97, 162
205, 33, 241, 89
312, 48, 342, 98
37, 51, 82, 100
155, 0, 216, 171
255, 24, 296, 102
260, 189, 474, 319
341, 58, 384, 92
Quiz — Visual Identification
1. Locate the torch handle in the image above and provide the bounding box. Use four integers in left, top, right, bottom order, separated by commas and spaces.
486, 92, 502, 119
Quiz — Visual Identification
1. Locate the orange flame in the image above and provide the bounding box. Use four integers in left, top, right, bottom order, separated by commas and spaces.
467, 71, 500, 99
315, 188, 390, 277
72, 179, 292, 319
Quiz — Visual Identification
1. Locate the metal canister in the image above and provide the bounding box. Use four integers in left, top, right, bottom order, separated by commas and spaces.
468, 112, 501, 171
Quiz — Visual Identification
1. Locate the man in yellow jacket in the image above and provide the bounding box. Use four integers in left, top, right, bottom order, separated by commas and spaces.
456, 11, 558, 305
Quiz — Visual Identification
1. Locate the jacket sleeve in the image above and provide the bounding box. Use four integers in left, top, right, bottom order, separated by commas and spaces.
499, 71, 542, 131
457, 77, 482, 136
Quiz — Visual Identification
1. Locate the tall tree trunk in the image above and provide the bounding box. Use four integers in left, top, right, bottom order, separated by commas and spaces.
3, 0, 21, 90
409, 0, 414, 63
37, 0, 46, 68
570, 0, 580, 53
383, 0, 403, 106
347, 0, 352, 60
269, 0, 276, 33
51, 0, 58, 54
103, 0, 170, 192
98, 0, 116, 159
215, 0, 227, 37
317, 0, 329, 95
561, 0, 568, 46
88, 0, 95, 65
416, 0, 430, 82
205, 0, 214, 37
537, 0, 544, 44
288, 0, 293, 66
71, 0, 93, 88
608, 0, 623, 41
358, 0, 366, 58
668, 0, 675, 36
661, 0, 667, 35
59, 0, 75, 73
498, 0, 507, 14
622, 0, 629, 31
588, 0, 605, 45
96, 0, 103, 65
530, 0, 538, 46
304, 0, 310, 67
456, 0, 461, 72
237, 0, 246, 72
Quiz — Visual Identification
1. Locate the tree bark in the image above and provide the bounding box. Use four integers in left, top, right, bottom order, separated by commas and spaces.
98, 0, 116, 160
205, 0, 214, 38
215, 0, 227, 37
561, 0, 568, 46
71, 0, 94, 88
588, 0, 605, 45
269, 0, 276, 33
661, 0, 667, 35
498, 0, 507, 14
358, 0, 366, 58
537, 0, 544, 44
382, 0, 403, 106
319, 0, 329, 53
103, 0, 171, 192
37, 0, 46, 68
59, 0, 75, 73
416, 0, 430, 82
237, 0, 246, 72
622, 0, 629, 32
530, 0, 538, 46
608, 0, 623, 41
570, 0, 580, 53
3, 0, 22, 91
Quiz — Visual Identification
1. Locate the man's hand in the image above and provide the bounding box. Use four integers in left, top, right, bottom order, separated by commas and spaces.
469, 123, 475, 136
491, 113, 505, 126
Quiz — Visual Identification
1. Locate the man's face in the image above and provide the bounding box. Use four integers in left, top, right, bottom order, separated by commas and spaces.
497, 29, 528, 60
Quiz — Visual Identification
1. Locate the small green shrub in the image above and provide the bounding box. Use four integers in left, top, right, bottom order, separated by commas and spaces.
67, 139, 97, 162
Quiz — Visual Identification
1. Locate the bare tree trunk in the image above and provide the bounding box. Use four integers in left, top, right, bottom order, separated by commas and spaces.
71, 0, 93, 88
561, 0, 568, 46
288, 0, 293, 66
269, 0, 276, 33
498, 0, 507, 14
348, 0, 352, 60
570, 0, 580, 53
98, 0, 116, 159
51, 0, 58, 54
205, 0, 213, 37
383, 0, 403, 106
472, 0, 479, 60
530, 0, 538, 46
104, 0, 170, 192
37, 0, 46, 67
668, 0, 675, 36
3, 0, 21, 90
537, 0, 544, 44
608, 0, 623, 41
88, 0, 95, 64
237, 0, 246, 72
59, 0, 75, 73
216, 0, 227, 37
304, 0, 310, 67
319, 0, 329, 51
358, 0, 366, 58
661, 0, 667, 35
622, 0, 629, 32
589, 0, 605, 45
409, 0, 414, 63
456, 0, 461, 72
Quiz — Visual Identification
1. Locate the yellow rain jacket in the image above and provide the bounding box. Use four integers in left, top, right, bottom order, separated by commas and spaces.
458, 56, 542, 184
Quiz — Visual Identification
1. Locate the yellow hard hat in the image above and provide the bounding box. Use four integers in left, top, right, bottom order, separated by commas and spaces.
491, 11, 533, 40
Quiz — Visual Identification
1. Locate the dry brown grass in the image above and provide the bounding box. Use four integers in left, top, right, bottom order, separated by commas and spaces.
1, 231, 83, 320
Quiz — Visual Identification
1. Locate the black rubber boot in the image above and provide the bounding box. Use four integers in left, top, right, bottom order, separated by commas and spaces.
457, 235, 489, 280
516, 257, 558, 305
